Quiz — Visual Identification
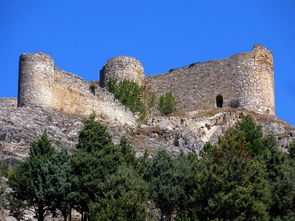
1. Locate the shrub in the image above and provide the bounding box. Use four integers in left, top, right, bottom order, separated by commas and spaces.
148, 91, 157, 109
89, 82, 98, 95
158, 92, 177, 115
107, 78, 146, 119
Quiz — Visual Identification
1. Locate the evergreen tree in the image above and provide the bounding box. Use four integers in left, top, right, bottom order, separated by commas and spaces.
46, 148, 73, 221
146, 150, 184, 221
77, 114, 113, 152
158, 92, 177, 115
71, 115, 124, 220
176, 116, 272, 220
89, 166, 149, 221
8, 132, 56, 221
119, 136, 137, 167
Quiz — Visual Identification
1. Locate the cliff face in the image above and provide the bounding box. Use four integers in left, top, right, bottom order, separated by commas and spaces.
0, 97, 294, 168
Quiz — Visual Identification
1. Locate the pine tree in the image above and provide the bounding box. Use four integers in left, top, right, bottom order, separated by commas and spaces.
77, 114, 113, 153
8, 132, 56, 221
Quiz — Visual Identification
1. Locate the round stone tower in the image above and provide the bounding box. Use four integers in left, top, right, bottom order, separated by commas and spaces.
18, 53, 55, 107
231, 44, 275, 115
100, 56, 144, 87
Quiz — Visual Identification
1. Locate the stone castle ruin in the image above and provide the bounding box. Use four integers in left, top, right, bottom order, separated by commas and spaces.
17, 44, 275, 126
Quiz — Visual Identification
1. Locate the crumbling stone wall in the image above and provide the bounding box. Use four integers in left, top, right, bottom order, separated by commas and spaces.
18, 44, 275, 127
18, 53, 137, 128
146, 44, 275, 115
100, 56, 144, 87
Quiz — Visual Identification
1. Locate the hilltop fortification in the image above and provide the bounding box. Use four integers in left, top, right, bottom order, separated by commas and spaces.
18, 53, 137, 127
17, 44, 275, 126
146, 44, 274, 115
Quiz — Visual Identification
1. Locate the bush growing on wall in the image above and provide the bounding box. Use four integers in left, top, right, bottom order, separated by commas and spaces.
107, 78, 147, 119
158, 92, 177, 115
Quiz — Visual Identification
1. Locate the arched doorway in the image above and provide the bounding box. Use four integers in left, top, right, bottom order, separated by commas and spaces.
216, 95, 223, 108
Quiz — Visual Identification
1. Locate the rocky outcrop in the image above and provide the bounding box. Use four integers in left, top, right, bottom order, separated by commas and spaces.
0, 98, 294, 167
0, 98, 128, 167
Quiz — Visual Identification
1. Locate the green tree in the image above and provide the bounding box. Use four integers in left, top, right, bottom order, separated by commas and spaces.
288, 140, 295, 159
195, 146, 270, 221
8, 132, 56, 221
263, 138, 295, 220
146, 150, 184, 221
89, 166, 149, 221
158, 92, 177, 115
177, 116, 272, 220
71, 115, 124, 220
119, 136, 137, 167
46, 148, 73, 221
107, 78, 146, 118
77, 114, 113, 152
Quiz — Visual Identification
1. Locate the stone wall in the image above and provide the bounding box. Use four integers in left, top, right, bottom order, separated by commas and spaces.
100, 56, 144, 87
146, 44, 275, 115
18, 53, 137, 128
17, 44, 275, 127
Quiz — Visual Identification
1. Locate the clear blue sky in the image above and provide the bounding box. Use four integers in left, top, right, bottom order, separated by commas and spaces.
1, 0, 294, 125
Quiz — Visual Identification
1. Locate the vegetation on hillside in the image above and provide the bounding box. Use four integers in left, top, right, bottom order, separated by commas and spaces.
107, 78, 147, 119
107, 78, 178, 117
6, 115, 295, 221
158, 92, 177, 115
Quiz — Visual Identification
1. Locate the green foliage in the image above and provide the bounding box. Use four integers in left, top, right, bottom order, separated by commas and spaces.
29, 132, 55, 158
71, 145, 123, 220
89, 81, 98, 95
8, 132, 56, 221
189, 145, 271, 221
77, 113, 113, 152
107, 78, 146, 118
288, 140, 295, 159
46, 148, 73, 220
7, 194, 25, 221
217, 115, 267, 158
0, 161, 8, 177
158, 92, 177, 115
119, 136, 137, 167
262, 137, 295, 220
71, 115, 149, 220
89, 166, 149, 221
148, 91, 157, 109
145, 150, 185, 221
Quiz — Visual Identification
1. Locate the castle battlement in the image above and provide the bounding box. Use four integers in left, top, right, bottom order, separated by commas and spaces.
17, 44, 275, 126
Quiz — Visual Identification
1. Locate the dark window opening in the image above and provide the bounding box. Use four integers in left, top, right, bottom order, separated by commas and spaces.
216, 95, 223, 108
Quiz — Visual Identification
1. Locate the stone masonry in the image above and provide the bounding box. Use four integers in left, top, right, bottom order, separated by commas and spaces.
18, 53, 137, 128
17, 44, 275, 128
146, 44, 275, 115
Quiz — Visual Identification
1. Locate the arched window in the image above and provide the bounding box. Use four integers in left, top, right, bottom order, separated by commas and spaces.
216, 95, 223, 108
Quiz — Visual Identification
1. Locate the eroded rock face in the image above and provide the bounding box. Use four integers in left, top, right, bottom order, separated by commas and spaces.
135, 109, 295, 156
0, 98, 134, 167
0, 98, 294, 167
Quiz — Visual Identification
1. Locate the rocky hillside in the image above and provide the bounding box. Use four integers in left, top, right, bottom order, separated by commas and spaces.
0, 97, 294, 168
